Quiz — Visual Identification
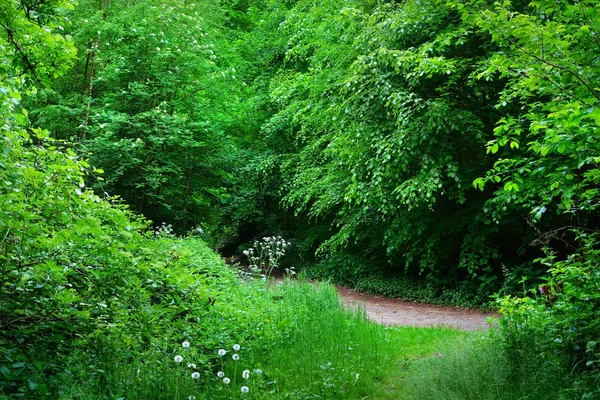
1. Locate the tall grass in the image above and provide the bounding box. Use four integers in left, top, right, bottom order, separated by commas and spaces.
256, 279, 469, 399
50, 270, 600, 400
264, 281, 387, 398
398, 333, 600, 400
51, 275, 469, 400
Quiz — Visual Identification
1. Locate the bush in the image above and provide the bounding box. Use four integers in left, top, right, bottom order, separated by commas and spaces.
495, 233, 600, 398
307, 255, 484, 307
0, 129, 237, 397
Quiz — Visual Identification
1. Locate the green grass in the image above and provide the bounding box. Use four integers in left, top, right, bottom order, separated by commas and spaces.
50, 270, 472, 400
17, 238, 595, 400
378, 330, 600, 400
260, 282, 470, 399
387, 333, 511, 400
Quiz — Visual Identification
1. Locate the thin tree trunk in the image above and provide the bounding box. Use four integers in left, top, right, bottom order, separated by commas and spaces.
103, 0, 110, 20
66, 57, 80, 139
82, 41, 98, 141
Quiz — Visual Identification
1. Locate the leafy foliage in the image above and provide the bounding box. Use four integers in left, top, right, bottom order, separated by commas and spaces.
497, 234, 600, 376
27, 0, 249, 236
462, 0, 600, 239
3, 0, 600, 396
254, 0, 517, 295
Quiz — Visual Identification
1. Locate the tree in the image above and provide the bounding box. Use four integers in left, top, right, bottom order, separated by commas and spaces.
29, 0, 243, 235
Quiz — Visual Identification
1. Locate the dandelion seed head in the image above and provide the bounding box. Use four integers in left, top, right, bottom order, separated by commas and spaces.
233, 344, 240, 351
241, 386, 249, 393
223, 377, 230, 384
217, 371, 224, 378
242, 369, 250, 379
232, 354, 240, 361
174, 355, 183, 363
191, 372, 200, 379
182, 341, 190, 348
187, 363, 196, 369
218, 349, 226, 356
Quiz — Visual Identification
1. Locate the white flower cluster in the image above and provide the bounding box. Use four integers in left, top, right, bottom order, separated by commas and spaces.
173, 339, 202, 399
173, 340, 258, 396
154, 222, 174, 238
215, 343, 255, 394
242, 235, 291, 279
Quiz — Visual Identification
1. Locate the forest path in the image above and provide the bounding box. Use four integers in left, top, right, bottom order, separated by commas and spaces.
336, 286, 497, 330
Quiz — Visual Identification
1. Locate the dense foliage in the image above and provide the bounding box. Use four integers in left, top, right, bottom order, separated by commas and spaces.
26, 0, 258, 238
2, 0, 600, 397
245, 0, 600, 297
0, 6, 400, 397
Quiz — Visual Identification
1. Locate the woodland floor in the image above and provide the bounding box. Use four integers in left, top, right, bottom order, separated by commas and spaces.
336, 286, 497, 330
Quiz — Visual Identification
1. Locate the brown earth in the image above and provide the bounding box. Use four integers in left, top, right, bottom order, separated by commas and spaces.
336, 286, 498, 330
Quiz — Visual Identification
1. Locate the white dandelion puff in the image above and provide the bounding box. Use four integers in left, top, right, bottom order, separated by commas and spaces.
191, 372, 200, 379
174, 355, 183, 363
233, 344, 240, 351
223, 377, 230, 384
242, 370, 250, 379
182, 341, 190, 348
232, 354, 240, 361
241, 386, 249, 393
217, 371, 224, 378
218, 349, 226, 356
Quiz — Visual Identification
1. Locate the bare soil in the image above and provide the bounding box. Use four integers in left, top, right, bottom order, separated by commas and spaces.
337, 286, 497, 330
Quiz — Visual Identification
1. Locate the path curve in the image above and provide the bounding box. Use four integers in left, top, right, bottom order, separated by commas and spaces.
337, 286, 497, 330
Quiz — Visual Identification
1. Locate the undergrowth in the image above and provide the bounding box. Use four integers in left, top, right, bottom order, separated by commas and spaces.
34, 264, 470, 400
397, 333, 600, 400
306, 255, 488, 308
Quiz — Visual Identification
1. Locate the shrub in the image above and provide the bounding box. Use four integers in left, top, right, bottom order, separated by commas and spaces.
307, 255, 484, 307
495, 233, 600, 398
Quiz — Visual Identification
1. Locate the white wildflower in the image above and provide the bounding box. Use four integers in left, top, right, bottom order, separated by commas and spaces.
218, 349, 226, 356
233, 344, 240, 351
182, 340, 190, 348
241, 386, 249, 393
242, 369, 250, 379
217, 371, 224, 378
174, 355, 183, 363
232, 354, 239, 361
223, 377, 230, 384
191, 372, 200, 379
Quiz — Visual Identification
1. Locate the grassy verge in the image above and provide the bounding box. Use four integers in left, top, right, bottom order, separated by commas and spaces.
11, 231, 593, 400
256, 283, 469, 399
378, 330, 600, 400
46, 246, 472, 400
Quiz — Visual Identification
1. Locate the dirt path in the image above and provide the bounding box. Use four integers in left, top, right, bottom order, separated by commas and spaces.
337, 286, 497, 330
